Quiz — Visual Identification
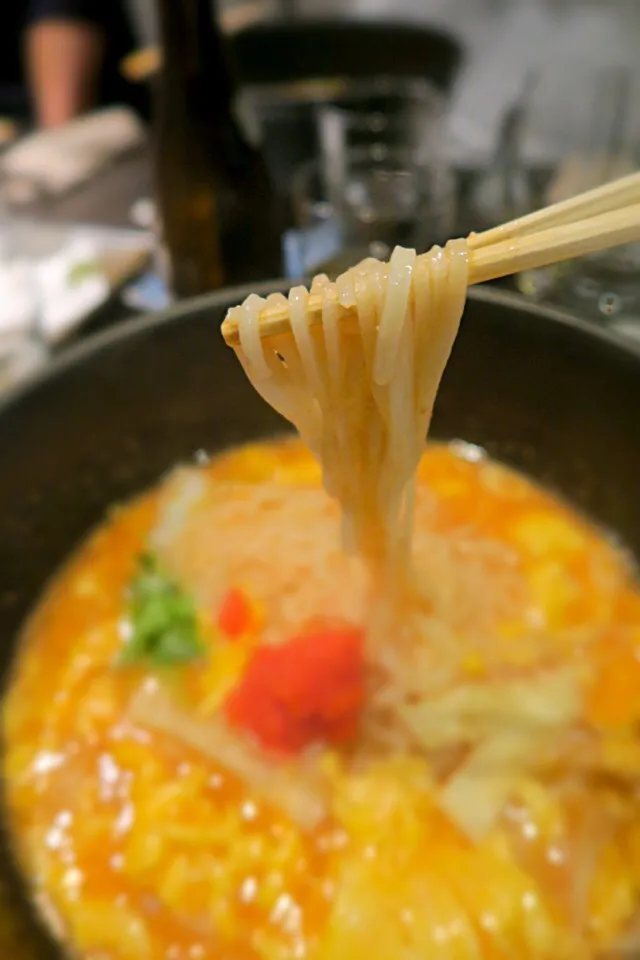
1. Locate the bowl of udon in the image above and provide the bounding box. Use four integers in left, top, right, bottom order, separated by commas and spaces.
1, 272, 640, 960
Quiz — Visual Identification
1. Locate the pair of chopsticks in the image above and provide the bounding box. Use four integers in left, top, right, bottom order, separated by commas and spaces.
469, 166, 640, 282
221, 169, 640, 347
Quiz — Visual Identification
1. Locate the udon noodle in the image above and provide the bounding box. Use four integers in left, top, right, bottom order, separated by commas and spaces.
229, 241, 468, 576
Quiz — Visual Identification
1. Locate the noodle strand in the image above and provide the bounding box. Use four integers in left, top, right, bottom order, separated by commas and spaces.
232, 240, 470, 582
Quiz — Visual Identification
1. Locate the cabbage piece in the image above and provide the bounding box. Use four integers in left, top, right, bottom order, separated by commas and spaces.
399, 669, 582, 842
439, 728, 556, 842
129, 679, 326, 830
399, 668, 582, 750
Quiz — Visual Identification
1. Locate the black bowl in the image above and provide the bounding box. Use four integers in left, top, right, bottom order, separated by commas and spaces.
1, 284, 640, 956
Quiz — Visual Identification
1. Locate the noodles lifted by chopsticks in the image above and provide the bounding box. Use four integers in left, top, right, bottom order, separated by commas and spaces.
228, 240, 469, 577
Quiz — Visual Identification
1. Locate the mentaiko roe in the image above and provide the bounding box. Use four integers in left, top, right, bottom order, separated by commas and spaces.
224, 625, 366, 754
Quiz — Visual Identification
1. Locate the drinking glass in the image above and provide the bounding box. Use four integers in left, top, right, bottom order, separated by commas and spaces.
291, 146, 454, 277
505, 65, 640, 324
243, 76, 448, 200
316, 77, 446, 173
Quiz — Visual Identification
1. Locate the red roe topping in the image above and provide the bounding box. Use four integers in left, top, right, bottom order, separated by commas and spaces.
224, 625, 366, 755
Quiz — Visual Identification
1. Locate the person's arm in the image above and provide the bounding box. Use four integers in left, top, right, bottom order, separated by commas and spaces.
24, 0, 106, 127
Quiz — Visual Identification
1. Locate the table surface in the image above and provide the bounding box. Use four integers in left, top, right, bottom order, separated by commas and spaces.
28, 151, 152, 230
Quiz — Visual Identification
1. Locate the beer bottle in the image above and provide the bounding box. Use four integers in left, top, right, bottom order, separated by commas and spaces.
154, 0, 284, 297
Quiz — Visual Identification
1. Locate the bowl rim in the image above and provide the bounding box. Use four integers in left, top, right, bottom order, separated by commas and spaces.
2, 282, 640, 422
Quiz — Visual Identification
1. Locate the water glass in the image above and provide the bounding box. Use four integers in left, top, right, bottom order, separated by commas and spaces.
291, 146, 454, 277
316, 77, 446, 172
502, 66, 640, 323
243, 76, 447, 200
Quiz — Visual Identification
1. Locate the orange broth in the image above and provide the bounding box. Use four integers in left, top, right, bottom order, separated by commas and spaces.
4, 438, 640, 959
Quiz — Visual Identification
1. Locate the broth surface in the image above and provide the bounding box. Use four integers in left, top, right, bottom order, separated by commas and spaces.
4, 438, 640, 959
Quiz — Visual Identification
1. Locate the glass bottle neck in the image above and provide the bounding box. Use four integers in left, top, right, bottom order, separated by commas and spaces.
156, 0, 235, 101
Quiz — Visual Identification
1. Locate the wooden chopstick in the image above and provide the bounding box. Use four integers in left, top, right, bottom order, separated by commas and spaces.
221, 176, 640, 347
470, 200, 640, 283
472, 168, 640, 249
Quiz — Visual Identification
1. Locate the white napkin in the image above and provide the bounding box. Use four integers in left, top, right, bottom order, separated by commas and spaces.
38, 238, 109, 342
1, 107, 146, 197
0, 239, 109, 343
0, 262, 39, 336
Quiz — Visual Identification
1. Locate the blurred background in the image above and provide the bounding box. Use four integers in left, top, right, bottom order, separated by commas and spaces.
1, 0, 640, 391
